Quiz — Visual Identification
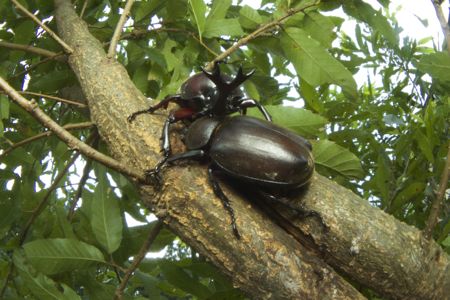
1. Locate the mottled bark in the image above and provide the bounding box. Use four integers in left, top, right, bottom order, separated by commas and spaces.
53, 0, 450, 299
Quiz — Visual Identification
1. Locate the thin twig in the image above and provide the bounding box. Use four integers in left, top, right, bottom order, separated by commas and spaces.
114, 221, 164, 300
0, 41, 66, 61
11, 0, 73, 54
0, 122, 94, 160
431, 0, 450, 51
1, 90, 87, 108
19, 151, 81, 244
80, 0, 89, 18
0, 76, 145, 181
9, 53, 66, 80
206, 1, 321, 70
108, 0, 135, 58
424, 144, 450, 239
19, 91, 87, 108
67, 132, 98, 221
0, 263, 14, 298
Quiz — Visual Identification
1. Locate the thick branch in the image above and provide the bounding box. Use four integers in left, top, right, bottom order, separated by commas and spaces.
53, 0, 363, 298
53, 0, 450, 299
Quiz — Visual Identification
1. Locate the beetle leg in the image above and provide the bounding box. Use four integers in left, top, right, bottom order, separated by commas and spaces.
257, 190, 328, 231
145, 149, 206, 186
127, 94, 183, 122
208, 167, 241, 239
239, 99, 272, 122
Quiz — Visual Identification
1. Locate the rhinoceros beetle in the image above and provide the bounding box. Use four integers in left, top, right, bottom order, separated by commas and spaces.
129, 62, 317, 239
128, 61, 272, 172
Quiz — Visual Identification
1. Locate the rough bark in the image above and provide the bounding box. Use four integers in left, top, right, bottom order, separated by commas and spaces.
53, 0, 450, 299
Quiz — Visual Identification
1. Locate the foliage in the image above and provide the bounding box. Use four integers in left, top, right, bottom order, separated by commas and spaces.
0, 0, 448, 298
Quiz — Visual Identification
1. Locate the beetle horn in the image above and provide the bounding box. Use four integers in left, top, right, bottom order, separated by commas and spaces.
201, 62, 254, 116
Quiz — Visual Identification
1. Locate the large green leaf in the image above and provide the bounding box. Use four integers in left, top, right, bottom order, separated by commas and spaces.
247, 105, 327, 137
312, 140, 364, 179
91, 177, 123, 254
189, 0, 206, 41
203, 18, 244, 38
207, 0, 232, 21
23, 238, 104, 275
13, 251, 81, 299
280, 27, 357, 99
342, 0, 398, 46
416, 52, 450, 83
239, 5, 263, 29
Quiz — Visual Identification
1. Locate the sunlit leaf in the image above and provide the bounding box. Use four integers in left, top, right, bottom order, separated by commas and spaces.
247, 105, 327, 137
312, 140, 364, 179
189, 0, 206, 41
416, 52, 450, 82
281, 27, 357, 99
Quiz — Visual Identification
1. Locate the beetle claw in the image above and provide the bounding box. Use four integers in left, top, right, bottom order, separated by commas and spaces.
144, 169, 163, 188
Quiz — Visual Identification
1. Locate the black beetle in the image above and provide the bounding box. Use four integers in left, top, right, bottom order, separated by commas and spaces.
128, 62, 272, 172
163, 115, 315, 238
129, 63, 317, 238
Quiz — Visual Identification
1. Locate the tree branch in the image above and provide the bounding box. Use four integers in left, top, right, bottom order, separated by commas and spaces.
206, 0, 321, 70
107, 0, 135, 58
53, 0, 450, 298
11, 0, 73, 54
0, 41, 66, 61
0, 121, 94, 160
0, 76, 145, 181
114, 221, 164, 300
431, 0, 450, 51
424, 144, 450, 239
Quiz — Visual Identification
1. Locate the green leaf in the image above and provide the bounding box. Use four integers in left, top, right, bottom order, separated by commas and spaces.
203, 18, 244, 38
302, 11, 336, 47
414, 129, 434, 163
416, 52, 450, 82
29, 69, 72, 92
133, 65, 150, 93
312, 140, 364, 179
13, 251, 81, 299
160, 262, 212, 299
390, 182, 426, 213
91, 178, 123, 253
134, 0, 164, 22
372, 152, 394, 205
343, 1, 398, 46
281, 27, 357, 99
248, 105, 327, 137
0, 94, 9, 119
207, 0, 232, 21
189, 0, 206, 41
239, 5, 262, 29
23, 238, 104, 275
